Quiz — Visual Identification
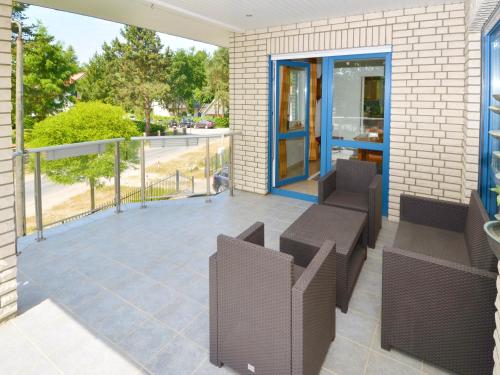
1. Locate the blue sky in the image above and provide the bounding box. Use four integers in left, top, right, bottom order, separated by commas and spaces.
24, 5, 218, 65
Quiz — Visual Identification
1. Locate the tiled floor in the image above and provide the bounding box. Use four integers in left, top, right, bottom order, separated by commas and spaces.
2, 191, 454, 374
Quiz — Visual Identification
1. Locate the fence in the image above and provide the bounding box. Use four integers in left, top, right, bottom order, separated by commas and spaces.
13, 131, 240, 241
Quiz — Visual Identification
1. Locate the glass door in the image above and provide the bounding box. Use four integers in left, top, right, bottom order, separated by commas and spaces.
480, 20, 500, 216
322, 54, 391, 215
274, 61, 310, 187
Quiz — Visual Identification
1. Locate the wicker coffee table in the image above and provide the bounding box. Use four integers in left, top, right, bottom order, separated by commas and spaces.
280, 204, 367, 313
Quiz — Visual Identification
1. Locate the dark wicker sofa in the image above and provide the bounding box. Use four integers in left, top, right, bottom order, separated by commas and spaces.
381, 191, 497, 375
318, 159, 382, 248
210, 222, 336, 375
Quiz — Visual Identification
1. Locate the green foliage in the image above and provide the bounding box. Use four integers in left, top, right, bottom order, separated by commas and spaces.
78, 26, 171, 134
12, 24, 79, 129
162, 48, 207, 114
491, 186, 500, 206
214, 117, 229, 128
29, 102, 139, 185
133, 120, 164, 135
204, 48, 229, 115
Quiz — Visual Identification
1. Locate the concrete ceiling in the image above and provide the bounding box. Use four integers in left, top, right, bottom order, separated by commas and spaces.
23, 0, 461, 47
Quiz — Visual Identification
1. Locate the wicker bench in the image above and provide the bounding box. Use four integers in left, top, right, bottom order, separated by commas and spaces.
381, 191, 497, 375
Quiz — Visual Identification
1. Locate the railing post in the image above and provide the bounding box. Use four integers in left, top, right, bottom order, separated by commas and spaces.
230, 134, 235, 197
114, 142, 121, 213
90, 177, 95, 212
34, 152, 44, 241
140, 139, 146, 208
191, 176, 195, 193
176, 169, 180, 192
205, 137, 211, 202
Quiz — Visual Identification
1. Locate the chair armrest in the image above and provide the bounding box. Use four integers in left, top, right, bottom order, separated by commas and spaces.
381, 246, 496, 372
292, 240, 336, 375
236, 221, 264, 246
399, 194, 468, 232
318, 170, 336, 204
368, 175, 382, 241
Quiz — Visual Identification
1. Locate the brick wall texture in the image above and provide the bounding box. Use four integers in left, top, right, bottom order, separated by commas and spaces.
229, 1, 488, 221
0, 0, 15, 323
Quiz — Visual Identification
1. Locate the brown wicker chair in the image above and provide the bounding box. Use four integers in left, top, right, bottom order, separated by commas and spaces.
381, 191, 497, 375
318, 159, 382, 248
210, 222, 336, 375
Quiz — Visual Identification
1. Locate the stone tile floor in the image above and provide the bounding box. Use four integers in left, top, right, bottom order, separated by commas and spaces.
1, 191, 455, 374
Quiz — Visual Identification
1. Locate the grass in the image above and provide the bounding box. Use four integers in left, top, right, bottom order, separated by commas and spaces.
146, 138, 229, 179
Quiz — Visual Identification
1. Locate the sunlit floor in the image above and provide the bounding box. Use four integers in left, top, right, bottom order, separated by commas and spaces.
281, 159, 320, 196
2, 191, 455, 374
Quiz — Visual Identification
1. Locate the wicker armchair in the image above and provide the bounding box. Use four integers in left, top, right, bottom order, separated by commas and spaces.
210, 222, 336, 375
318, 159, 382, 248
381, 191, 497, 375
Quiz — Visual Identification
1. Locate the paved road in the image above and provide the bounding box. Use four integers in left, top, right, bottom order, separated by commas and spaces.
23, 129, 230, 217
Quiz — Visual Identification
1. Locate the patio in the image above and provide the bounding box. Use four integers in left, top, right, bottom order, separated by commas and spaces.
1, 191, 452, 374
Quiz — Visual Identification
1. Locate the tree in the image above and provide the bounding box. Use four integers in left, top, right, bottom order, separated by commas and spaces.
77, 43, 120, 105
205, 47, 229, 116
29, 102, 139, 186
78, 26, 170, 135
12, 23, 79, 129
163, 48, 207, 115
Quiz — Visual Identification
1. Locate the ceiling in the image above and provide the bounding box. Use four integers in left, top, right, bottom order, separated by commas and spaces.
23, 0, 460, 47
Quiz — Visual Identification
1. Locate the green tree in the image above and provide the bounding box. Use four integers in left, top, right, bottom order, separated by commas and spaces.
163, 48, 207, 115
205, 47, 229, 116
12, 24, 79, 129
78, 26, 171, 135
29, 102, 139, 186
77, 41, 121, 105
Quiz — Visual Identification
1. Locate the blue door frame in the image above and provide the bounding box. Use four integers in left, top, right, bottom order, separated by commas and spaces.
322, 53, 392, 216
268, 52, 392, 214
274, 60, 311, 187
480, 20, 500, 217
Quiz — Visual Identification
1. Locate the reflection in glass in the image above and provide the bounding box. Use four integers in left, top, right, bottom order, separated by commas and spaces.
331, 147, 383, 174
279, 66, 307, 133
279, 138, 305, 180
332, 59, 385, 142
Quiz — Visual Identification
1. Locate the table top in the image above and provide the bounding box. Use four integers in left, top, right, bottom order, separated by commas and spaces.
281, 205, 367, 255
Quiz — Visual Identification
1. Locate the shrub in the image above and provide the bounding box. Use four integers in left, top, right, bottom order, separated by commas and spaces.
29, 101, 140, 185
215, 117, 229, 128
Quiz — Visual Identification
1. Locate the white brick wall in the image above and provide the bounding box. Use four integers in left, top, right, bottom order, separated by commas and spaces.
0, 0, 15, 323
230, 2, 473, 220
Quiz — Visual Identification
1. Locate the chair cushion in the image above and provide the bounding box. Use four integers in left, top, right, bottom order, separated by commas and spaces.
323, 190, 369, 213
293, 264, 305, 285
394, 221, 471, 267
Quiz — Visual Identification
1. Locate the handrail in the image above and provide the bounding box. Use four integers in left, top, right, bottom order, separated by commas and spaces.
131, 130, 241, 141
15, 131, 239, 241
25, 138, 125, 153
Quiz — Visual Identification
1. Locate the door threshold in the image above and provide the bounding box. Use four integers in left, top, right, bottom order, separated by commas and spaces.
270, 187, 318, 203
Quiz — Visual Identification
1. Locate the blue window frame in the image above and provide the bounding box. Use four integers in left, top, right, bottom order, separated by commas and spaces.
267, 52, 392, 213
321, 53, 392, 216
274, 60, 311, 187
480, 20, 500, 217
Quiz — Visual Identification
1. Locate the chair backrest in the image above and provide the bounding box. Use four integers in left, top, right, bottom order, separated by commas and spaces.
336, 159, 377, 193
216, 234, 294, 374
465, 191, 497, 272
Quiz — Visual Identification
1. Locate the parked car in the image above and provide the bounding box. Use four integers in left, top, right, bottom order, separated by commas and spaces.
180, 117, 194, 128
195, 119, 215, 129
168, 119, 178, 128
213, 166, 229, 193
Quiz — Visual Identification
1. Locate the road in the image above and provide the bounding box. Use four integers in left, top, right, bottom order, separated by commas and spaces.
23, 128, 230, 216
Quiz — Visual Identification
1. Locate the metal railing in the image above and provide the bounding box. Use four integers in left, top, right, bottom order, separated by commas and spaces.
14, 131, 241, 241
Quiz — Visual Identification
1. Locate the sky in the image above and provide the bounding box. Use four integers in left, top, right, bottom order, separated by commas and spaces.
24, 5, 218, 65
